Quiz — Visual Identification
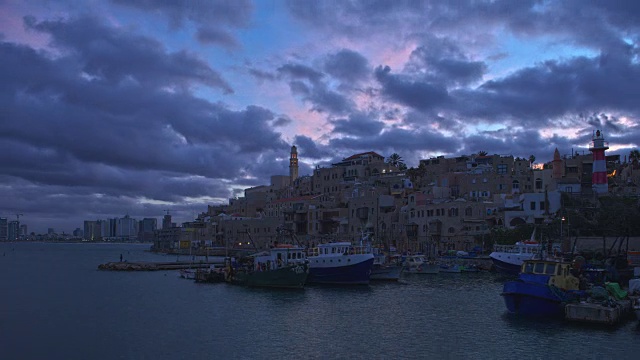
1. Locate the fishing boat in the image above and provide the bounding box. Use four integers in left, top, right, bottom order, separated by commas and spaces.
403, 254, 439, 274
224, 244, 309, 289
307, 242, 374, 285
490, 230, 562, 275
195, 265, 226, 283
179, 268, 197, 280
501, 258, 585, 317
370, 251, 404, 281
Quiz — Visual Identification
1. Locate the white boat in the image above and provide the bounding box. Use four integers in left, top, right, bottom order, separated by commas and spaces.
403, 254, 439, 274
307, 242, 374, 285
179, 268, 197, 279
490, 228, 564, 275
370, 251, 404, 281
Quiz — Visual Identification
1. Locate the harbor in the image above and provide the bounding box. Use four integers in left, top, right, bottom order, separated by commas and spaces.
4, 241, 640, 360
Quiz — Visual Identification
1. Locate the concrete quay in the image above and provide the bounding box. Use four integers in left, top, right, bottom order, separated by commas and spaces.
565, 299, 633, 325
98, 260, 224, 271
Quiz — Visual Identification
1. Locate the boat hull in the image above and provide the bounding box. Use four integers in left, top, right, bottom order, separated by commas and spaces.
370, 265, 403, 281
439, 264, 462, 273
501, 280, 566, 317
491, 258, 523, 276
308, 258, 374, 285
231, 264, 309, 289
405, 263, 439, 274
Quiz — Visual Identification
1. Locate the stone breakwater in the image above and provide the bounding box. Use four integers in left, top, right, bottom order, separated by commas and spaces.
98, 260, 222, 271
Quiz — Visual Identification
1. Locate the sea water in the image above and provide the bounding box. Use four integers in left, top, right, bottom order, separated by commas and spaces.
1, 242, 639, 360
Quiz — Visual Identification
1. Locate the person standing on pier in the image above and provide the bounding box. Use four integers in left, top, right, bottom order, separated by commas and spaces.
120, 253, 123, 262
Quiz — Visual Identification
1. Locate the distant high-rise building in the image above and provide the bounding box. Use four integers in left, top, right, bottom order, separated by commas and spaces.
8, 221, 19, 241
0, 217, 7, 241
162, 214, 172, 230
83, 220, 102, 241
117, 215, 137, 240
19, 224, 27, 238
138, 218, 158, 242
48, 228, 55, 235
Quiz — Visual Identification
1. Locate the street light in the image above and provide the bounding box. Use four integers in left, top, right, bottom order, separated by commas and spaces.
561, 217, 566, 240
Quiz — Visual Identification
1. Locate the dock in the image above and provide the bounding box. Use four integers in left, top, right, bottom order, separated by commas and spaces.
98, 260, 224, 271
565, 300, 632, 325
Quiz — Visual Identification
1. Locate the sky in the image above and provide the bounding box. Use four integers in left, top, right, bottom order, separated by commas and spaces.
1, 0, 639, 234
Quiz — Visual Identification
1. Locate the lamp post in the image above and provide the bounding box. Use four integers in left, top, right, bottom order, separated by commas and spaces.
560, 217, 565, 240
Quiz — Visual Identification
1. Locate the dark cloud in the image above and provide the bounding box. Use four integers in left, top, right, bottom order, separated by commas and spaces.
0, 15, 294, 232
405, 38, 487, 87
277, 63, 324, 83
111, 0, 252, 28
278, 63, 354, 114
110, 0, 252, 48
323, 49, 370, 84
292, 135, 333, 160
196, 27, 239, 49
272, 116, 293, 127
24, 16, 233, 93
330, 112, 384, 137
452, 52, 640, 126
374, 65, 449, 112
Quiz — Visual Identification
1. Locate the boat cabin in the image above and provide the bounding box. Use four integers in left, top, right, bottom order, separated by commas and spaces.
308, 242, 369, 257
252, 245, 307, 271
520, 260, 579, 291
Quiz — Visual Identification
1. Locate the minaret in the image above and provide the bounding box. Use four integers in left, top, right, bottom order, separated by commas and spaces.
289, 145, 298, 185
589, 129, 609, 194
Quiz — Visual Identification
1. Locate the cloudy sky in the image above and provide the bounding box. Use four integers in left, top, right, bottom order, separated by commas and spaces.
1, 0, 639, 233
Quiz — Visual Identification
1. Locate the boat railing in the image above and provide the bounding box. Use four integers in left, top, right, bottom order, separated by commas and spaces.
307, 244, 370, 257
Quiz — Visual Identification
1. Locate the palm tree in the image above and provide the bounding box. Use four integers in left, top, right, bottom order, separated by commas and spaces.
477, 151, 488, 156
386, 153, 405, 168
529, 155, 536, 167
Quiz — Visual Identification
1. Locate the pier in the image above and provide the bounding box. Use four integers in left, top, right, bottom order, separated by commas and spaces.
565, 299, 633, 325
98, 260, 224, 271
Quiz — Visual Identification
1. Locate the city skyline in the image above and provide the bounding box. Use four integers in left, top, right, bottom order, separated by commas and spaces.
1, 1, 639, 233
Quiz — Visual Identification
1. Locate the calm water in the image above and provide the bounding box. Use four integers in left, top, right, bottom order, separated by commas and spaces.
1, 242, 639, 360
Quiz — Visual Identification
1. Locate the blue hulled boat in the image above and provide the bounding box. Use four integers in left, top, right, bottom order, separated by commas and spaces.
307, 242, 374, 285
502, 259, 585, 317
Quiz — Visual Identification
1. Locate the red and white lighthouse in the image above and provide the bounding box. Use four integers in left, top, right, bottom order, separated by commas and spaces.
589, 129, 609, 194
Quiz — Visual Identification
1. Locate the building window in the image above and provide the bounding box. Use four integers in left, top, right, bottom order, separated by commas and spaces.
465, 207, 473, 216
530, 202, 536, 210
512, 180, 520, 190
540, 202, 545, 210
448, 227, 455, 234
497, 164, 507, 174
